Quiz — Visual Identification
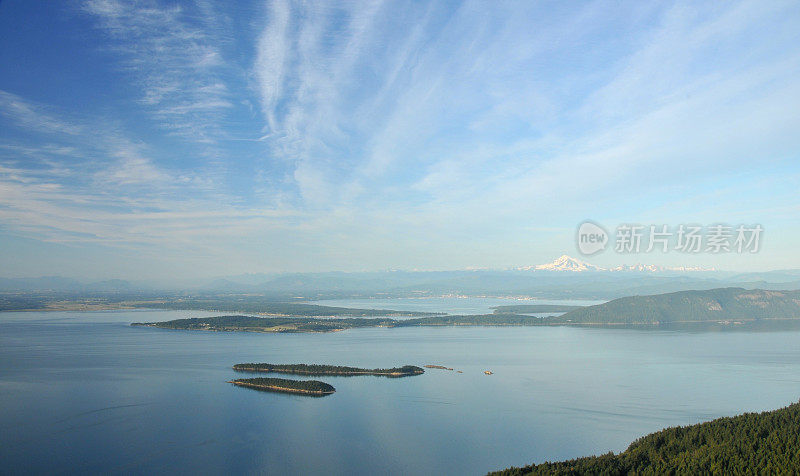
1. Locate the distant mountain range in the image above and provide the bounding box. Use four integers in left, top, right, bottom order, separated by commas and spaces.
1, 260, 798, 300
518, 254, 715, 273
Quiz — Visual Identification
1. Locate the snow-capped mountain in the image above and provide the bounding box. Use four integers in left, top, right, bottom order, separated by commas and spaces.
519, 255, 716, 273
519, 255, 604, 272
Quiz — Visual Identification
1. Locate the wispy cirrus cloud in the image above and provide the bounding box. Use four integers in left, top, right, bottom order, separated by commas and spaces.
0, 90, 84, 136
251, 0, 800, 212
83, 0, 237, 142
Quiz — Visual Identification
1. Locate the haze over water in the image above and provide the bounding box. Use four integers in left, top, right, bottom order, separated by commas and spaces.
3, 303, 800, 475
307, 296, 605, 317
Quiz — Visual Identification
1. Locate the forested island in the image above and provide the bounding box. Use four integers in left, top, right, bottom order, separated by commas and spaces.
491, 398, 800, 475
227, 377, 335, 396
233, 363, 424, 377
132, 314, 399, 332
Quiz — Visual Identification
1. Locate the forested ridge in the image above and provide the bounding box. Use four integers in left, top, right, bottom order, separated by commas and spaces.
554, 288, 800, 324
492, 399, 800, 475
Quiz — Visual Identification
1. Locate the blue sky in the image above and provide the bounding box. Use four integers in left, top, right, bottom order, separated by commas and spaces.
0, 0, 799, 279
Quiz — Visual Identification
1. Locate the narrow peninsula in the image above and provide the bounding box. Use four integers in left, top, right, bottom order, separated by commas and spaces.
491, 304, 582, 314
233, 363, 424, 377
228, 377, 335, 396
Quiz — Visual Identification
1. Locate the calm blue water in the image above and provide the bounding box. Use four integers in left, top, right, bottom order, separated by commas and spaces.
3, 308, 800, 475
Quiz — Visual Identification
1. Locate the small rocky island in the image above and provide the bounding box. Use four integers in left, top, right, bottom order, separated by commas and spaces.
228, 377, 335, 396
233, 363, 425, 377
